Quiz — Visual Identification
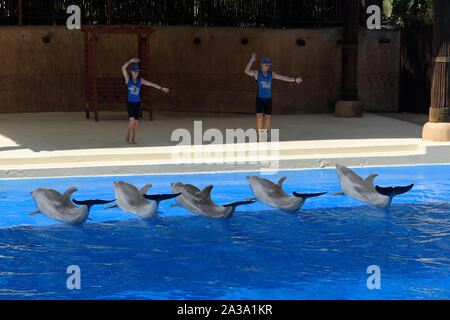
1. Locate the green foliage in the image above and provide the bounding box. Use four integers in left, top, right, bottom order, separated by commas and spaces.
384, 0, 433, 26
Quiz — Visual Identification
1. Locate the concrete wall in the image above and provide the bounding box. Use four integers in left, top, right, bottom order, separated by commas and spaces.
0, 26, 400, 114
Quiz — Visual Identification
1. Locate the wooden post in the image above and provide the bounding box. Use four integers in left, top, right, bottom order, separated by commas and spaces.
92, 33, 99, 122
18, 0, 23, 25
422, 0, 450, 141
335, 0, 362, 118
429, 0, 449, 121
85, 31, 90, 119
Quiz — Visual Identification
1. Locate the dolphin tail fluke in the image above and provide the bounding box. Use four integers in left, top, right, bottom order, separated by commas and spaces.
293, 192, 328, 199
375, 184, 414, 197
73, 199, 115, 208
29, 210, 41, 215
143, 193, 181, 202
223, 200, 256, 208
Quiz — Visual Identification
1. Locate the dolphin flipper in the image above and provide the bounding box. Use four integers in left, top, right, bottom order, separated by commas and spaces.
223, 200, 256, 208
143, 193, 181, 202
375, 184, 414, 197
293, 192, 328, 199
73, 199, 115, 208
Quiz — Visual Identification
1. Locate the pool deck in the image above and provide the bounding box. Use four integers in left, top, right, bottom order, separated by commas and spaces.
0, 111, 449, 178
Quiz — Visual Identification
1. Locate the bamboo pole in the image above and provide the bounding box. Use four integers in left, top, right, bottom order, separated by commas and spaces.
429, 0, 449, 122
422, 0, 450, 141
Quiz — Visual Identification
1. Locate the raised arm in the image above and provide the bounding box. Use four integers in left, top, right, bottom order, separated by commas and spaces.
141, 79, 170, 93
273, 71, 303, 84
121, 58, 140, 83
244, 52, 258, 79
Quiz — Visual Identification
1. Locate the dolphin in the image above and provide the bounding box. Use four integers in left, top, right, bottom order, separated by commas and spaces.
171, 182, 255, 219
247, 176, 327, 212
107, 181, 180, 219
334, 164, 414, 208
30, 187, 114, 225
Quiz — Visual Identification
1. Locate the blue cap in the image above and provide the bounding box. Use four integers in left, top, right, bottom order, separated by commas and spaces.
130, 64, 140, 72
261, 57, 271, 65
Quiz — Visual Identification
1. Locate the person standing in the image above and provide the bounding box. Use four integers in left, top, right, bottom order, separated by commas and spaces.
121, 57, 170, 144
244, 53, 303, 142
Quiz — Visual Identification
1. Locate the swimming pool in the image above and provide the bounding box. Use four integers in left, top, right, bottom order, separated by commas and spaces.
0, 165, 449, 299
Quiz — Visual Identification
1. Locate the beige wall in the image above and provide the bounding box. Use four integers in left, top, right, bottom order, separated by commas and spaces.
0, 26, 400, 114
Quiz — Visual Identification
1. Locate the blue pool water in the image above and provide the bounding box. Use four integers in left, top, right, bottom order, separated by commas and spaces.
0, 165, 449, 299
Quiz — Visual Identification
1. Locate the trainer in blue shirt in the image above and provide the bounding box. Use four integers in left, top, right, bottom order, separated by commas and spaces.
121, 58, 170, 144
244, 53, 303, 142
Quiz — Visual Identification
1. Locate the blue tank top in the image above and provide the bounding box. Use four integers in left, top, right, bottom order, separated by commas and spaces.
127, 77, 141, 102
257, 71, 272, 99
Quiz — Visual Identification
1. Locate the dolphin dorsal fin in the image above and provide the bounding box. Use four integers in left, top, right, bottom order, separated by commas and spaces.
62, 187, 78, 199
200, 185, 214, 199
365, 173, 378, 185
140, 184, 152, 194
277, 176, 287, 187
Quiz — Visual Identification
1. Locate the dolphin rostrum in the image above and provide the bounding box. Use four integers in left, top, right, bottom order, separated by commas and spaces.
30, 187, 114, 225
171, 182, 255, 219
334, 164, 414, 208
247, 176, 327, 212
107, 181, 180, 219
